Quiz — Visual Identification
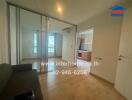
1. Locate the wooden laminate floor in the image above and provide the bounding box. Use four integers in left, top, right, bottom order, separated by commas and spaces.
39, 58, 126, 100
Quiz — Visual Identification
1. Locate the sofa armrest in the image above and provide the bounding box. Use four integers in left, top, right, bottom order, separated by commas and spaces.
12, 64, 32, 71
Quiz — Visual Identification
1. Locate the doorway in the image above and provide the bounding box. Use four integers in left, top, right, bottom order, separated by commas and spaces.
76, 28, 94, 71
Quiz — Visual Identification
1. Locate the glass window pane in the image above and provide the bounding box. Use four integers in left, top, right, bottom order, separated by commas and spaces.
34, 47, 37, 53
33, 32, 38, 53
48, 35, 55, 53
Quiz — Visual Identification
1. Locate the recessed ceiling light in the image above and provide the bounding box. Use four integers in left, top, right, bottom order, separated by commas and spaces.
58, 7, 62, 13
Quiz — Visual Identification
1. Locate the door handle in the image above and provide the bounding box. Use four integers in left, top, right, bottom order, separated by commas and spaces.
119, 55, 125, 58
118, 55, 125, 61
118, 58, 122, 61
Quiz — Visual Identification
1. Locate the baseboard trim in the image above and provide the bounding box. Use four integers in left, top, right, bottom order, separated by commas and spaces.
89, 72, 114, 86
90, 72, 127, 99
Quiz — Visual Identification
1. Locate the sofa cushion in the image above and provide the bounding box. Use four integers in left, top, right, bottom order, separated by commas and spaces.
0, 64, 12, 94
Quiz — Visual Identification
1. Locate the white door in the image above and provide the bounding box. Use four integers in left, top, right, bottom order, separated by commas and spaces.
115, 6, 132, 100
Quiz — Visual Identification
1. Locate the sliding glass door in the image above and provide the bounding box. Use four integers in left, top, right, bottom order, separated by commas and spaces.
9, 6, 48, 72
19, 9, 44, 71
9, 4, 77, 73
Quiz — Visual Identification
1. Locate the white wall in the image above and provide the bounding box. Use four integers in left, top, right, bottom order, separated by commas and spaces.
0, 0, 8, 64
62, 26, 76, 63
10, 6, 17, 65
115, 6, 132, 100
78, 11, 122, 83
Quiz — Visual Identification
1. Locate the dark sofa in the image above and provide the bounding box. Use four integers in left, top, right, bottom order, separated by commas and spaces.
0, 64, 43, 100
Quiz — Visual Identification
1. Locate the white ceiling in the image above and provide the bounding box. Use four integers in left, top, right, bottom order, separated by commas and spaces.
48, 18, 72, 34
7, 0, 131, 25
